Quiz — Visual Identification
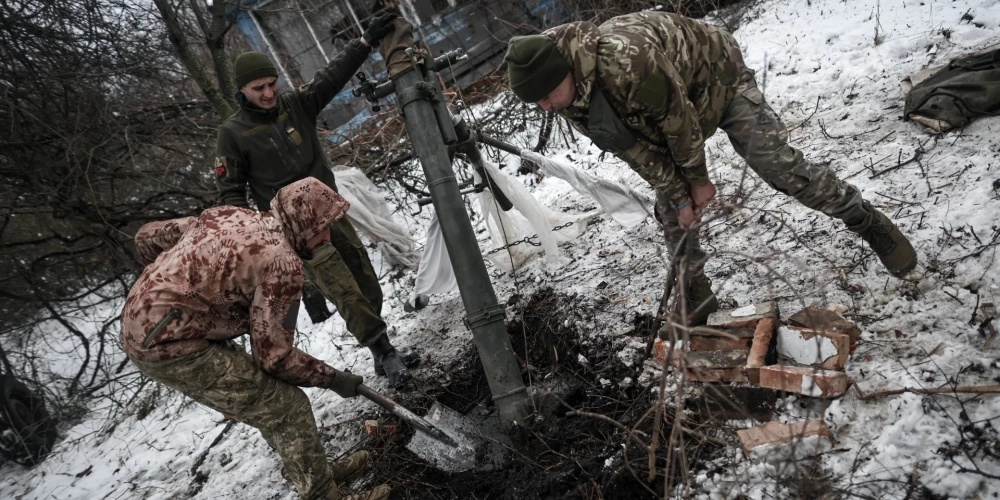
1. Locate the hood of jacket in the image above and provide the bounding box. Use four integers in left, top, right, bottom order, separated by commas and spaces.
270, 177, 350, 255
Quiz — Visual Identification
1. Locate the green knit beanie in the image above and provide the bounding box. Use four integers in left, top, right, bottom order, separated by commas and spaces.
234, 52, 278, 88
504, 35, 571, 103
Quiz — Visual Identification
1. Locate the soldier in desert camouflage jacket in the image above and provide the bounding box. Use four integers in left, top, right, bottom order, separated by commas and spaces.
504, 12, 917, 325
121, 178, 389, 500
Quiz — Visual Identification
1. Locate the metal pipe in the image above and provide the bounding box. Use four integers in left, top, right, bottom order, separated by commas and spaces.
475, 133, 522, 157
297, 2, 330, 63
454, 120, 513, 211
341, 0, 364, 35
430, 49, 468, 72
373, 80, 395, 99
392, 62, 530, 432
248, 10, 294, 85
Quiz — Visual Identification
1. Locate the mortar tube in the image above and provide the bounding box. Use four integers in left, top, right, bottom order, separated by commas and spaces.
391, 63, 530, 431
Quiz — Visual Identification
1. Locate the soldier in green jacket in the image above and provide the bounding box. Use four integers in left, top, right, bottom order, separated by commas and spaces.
504, 12, 917, 325
215, 13, 415, 386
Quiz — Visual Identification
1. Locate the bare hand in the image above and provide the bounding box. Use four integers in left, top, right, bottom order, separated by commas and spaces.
677, 205, 697, 228
690, 181, 717, 210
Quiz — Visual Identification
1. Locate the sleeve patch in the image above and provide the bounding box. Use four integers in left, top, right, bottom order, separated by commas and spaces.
215, 157, 228, 178
635, 71, 669, 110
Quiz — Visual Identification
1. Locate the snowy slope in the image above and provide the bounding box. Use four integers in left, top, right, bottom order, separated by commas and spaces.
2, 0, 999, 498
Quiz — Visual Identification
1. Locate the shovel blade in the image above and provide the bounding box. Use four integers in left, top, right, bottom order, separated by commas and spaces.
405, 402, 480, 472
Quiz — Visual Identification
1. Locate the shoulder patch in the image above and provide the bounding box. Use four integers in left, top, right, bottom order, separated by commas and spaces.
215, 157, 228, 178
635, 71, 669, 110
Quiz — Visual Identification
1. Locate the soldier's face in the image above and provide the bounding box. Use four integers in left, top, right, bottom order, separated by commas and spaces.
537, 73, 576, 112
305, 230, 331, 251
242, 76, 280, 109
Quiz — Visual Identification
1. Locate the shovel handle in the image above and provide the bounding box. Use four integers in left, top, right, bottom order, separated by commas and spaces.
356, 384, 396, 412
355, 384, 459, 448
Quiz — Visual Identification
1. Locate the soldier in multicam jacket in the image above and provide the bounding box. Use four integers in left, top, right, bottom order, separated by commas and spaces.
121, 178, 390, 500
213, 13, 416, 387
505, 12, 917, 325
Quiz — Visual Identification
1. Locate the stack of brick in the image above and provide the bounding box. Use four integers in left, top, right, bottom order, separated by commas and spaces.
653, 304, 857, 398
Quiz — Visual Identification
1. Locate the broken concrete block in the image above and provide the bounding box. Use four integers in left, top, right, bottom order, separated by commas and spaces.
758, 365, 849, 398
736, 420, 833, 460
776, 325, 850, 370
707, 302, 778, 328
745, 318, 776, 384
788, 306, 862, 343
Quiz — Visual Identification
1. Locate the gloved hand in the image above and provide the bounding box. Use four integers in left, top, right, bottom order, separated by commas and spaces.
326, 369, 363, 398
362, 13, 397, 47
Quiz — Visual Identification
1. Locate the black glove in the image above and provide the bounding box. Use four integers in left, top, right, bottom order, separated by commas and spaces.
362, 13, 397, 47
326, 369, 363, 398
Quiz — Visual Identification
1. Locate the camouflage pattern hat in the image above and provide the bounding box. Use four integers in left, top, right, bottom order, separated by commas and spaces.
504, 35, 572, 102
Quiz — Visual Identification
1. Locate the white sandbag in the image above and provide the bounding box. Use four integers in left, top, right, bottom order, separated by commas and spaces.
332, 167, 419, 269
520, 150, 653, 227
414, 210, 458, 296
475, 160, 588, 271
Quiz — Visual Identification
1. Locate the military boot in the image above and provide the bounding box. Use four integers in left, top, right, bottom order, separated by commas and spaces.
368, 335, 413, 387
327, 483, 391, 500
848, 202, 917, 278
676, 273, 720, 327
281, 450, 371, 485
330, 450, 370, 483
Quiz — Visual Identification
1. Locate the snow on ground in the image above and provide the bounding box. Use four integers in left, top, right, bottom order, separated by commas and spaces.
2, 0, 1000, 498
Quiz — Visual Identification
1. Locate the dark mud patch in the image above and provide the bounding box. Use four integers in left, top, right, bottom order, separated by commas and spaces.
361, 288, 722, 499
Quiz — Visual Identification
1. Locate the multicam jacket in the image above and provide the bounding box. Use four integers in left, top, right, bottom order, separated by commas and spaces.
120, 178, 350, 387
215, 39, 371, 212
545, 12, 742, 205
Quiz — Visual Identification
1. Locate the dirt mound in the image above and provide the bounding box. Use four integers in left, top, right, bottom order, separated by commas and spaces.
359, 289, 722, 499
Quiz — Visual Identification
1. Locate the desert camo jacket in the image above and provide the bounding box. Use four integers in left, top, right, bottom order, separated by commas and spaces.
120, 178, 349, 387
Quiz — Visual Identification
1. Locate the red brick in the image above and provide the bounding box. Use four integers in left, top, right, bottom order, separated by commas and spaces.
736, 420, 832, 454
364, 420, 379, 437
758, 365, 849, 398
690, 334, 752, 351
707, 302, 778, 328
746, 318, 776, 384
682, 350, 749, 382
789, 306, 862, 343
776, 325, 850, 370
363, 420, 397, 437
651, 342, 748, 382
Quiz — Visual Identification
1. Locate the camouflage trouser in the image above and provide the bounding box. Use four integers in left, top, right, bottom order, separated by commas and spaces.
655, 65, 868, 277
132, 344, 335, 500
303, 217, 386, 347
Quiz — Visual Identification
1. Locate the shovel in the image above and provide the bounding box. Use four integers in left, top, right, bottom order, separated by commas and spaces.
357, 385, 484, 472
356, 384, 458, 447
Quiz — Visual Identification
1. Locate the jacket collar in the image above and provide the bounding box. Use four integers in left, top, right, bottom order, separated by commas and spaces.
236, 91, 280, 121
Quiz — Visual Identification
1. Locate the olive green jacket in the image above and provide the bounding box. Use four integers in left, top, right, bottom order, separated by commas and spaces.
215, 39, 371, 212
